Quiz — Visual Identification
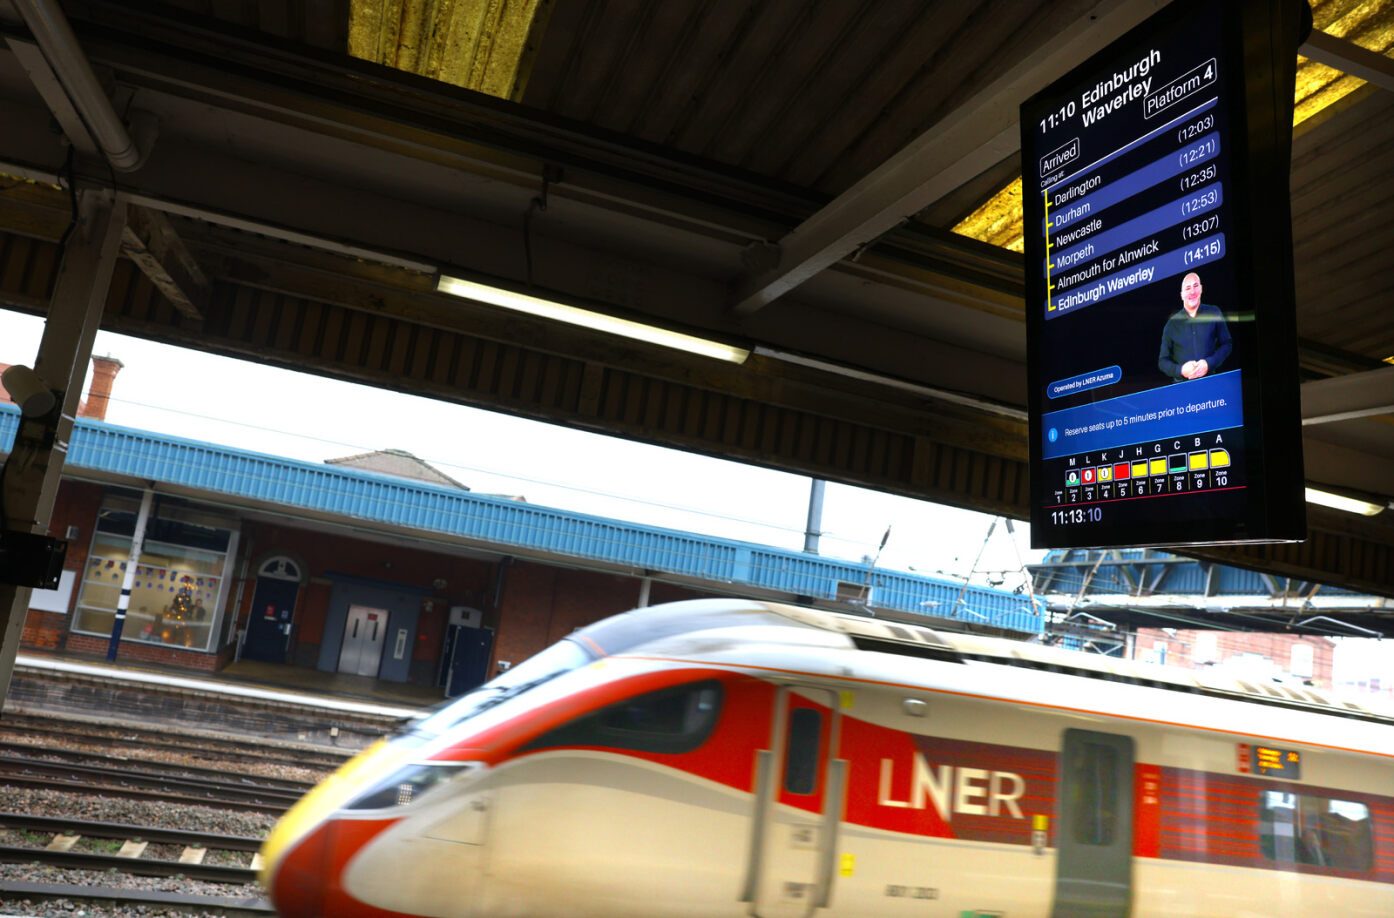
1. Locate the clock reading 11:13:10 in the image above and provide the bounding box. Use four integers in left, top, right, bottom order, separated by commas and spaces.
1051, 507, 1104, 526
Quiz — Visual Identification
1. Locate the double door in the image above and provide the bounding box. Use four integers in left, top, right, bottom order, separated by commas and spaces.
745, 686, 846, 918
337, 604, 387, 677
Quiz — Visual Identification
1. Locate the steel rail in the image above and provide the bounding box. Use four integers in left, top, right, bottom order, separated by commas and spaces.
0, 878, 273, 914
0, 753, 305, 805
0, 811, 265, 850
0, 845, 257, 883
0, 773, 290, 814
0, 716, 350, 767
0, 741, 317, 792
0, 714, 353, 768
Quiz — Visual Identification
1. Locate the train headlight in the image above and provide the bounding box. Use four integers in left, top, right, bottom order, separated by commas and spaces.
345, 761, 480, 810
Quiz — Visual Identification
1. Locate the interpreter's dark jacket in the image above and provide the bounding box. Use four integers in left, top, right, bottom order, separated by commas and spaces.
1158, 303, 1232, 381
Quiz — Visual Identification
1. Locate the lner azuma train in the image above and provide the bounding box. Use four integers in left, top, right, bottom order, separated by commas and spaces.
260, 598, 1394, 917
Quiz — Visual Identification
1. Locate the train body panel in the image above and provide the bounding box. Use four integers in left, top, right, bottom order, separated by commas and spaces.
1130, 858, 1394, 917
261, 599, 1394, 917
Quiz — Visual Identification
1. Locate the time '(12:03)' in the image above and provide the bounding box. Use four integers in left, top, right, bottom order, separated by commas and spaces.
1050, 506, 1104, 526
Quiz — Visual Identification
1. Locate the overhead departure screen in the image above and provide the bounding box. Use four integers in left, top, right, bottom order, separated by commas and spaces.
1021, 0, 1306, 549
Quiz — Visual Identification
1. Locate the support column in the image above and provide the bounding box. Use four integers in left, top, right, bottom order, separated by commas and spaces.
106, 488, 153, 660
0, 191, 126, 709
803, 479, 825, 554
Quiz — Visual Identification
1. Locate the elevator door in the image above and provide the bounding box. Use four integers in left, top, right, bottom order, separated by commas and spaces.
338, 605, 388, 677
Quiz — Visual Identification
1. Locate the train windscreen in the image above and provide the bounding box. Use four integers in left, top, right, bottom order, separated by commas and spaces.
407, 638, 596, 738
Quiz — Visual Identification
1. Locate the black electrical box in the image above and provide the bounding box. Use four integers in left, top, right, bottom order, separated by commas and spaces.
0, 530, 68, 589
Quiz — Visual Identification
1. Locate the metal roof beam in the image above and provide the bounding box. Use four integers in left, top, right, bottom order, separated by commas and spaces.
728, 0, 1165, 316
1301, 29, 1394, 95
1301, 364, 1394, 425
3, 36, 101, 160
120, 205, 209, 322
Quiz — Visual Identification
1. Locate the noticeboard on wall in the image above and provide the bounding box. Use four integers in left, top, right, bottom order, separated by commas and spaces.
1022, 0, 1310, 549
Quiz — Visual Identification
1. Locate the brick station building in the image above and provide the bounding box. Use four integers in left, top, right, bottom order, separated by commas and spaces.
2, 359, 1040, 697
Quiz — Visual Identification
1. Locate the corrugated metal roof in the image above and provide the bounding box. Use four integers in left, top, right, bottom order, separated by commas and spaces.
951, 0, 1394, 258
0, 404, 1039, 634
348, 0, 548, 99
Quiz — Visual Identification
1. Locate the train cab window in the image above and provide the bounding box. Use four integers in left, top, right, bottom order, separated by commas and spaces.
1066, 741, 1118, 845
524, 680, 723, 755
783, 708, 822, 795
408, 638, 596, 739
1259, 791, 1373, 872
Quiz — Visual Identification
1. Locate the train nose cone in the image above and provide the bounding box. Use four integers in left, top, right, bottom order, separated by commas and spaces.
264, 817, 403, 917
263, 822, 328, 917
260, 739, 404, 915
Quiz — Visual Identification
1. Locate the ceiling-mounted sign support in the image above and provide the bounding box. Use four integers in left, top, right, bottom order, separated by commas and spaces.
1022, 0, 1310, 549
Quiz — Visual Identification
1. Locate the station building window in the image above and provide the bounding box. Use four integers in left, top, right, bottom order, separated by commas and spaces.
1290, 643, 1315, 679
1259, 790, 1372, 872
73, 494, 238, 652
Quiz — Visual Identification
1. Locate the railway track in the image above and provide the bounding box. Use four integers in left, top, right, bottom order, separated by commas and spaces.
0, 812, 262, 880
0, 879, 274, 915
0, 812, 273, 913
0, 751, 302, 812
0, 712, 354, 770
0, 741, 317, 794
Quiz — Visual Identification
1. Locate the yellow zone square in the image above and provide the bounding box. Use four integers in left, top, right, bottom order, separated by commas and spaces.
1131, 461, 1149, 478
1148, 457, 1168, 476
1097, 466, 1113, 482
1189, 452, 1209, 470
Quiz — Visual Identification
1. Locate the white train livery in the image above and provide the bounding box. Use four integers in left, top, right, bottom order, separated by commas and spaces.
260, 598, 1394, 916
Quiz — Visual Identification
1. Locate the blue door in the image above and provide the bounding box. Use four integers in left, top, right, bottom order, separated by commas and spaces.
445, 627, 493, 697
242, 577, 300, 662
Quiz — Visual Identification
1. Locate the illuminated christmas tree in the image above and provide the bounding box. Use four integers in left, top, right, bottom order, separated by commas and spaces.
162, 578, 197, 646
169, 584, 195, 621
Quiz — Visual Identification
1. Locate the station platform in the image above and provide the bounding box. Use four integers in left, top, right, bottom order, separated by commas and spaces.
4, 652, 449, 748
218, 658, 447, 708
10, 651, 442, 718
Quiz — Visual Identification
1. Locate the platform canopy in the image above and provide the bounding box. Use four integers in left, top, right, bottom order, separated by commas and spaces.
0, 0, 1390, 598
1031, 548, 1394, 639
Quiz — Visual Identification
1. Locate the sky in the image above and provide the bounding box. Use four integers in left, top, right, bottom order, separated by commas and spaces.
3, 308, 1390, 690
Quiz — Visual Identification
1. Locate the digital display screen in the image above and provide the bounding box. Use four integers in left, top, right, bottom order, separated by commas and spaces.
1022, 0, 1306, 548
1239, 743, 1302, 779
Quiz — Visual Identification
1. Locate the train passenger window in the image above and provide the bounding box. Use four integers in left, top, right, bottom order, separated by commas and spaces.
782, 708, 822, 795
523, 680, 723, 755
1259, 791, 1373, 872
1066, 741, 1118, 845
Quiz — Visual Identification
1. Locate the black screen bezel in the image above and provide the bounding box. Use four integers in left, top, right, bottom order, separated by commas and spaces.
1021, 0, 1306, 549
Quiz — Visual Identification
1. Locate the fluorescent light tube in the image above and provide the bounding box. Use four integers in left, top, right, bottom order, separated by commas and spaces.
437, 275, 750, 364
1304, 487, 1384, 516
